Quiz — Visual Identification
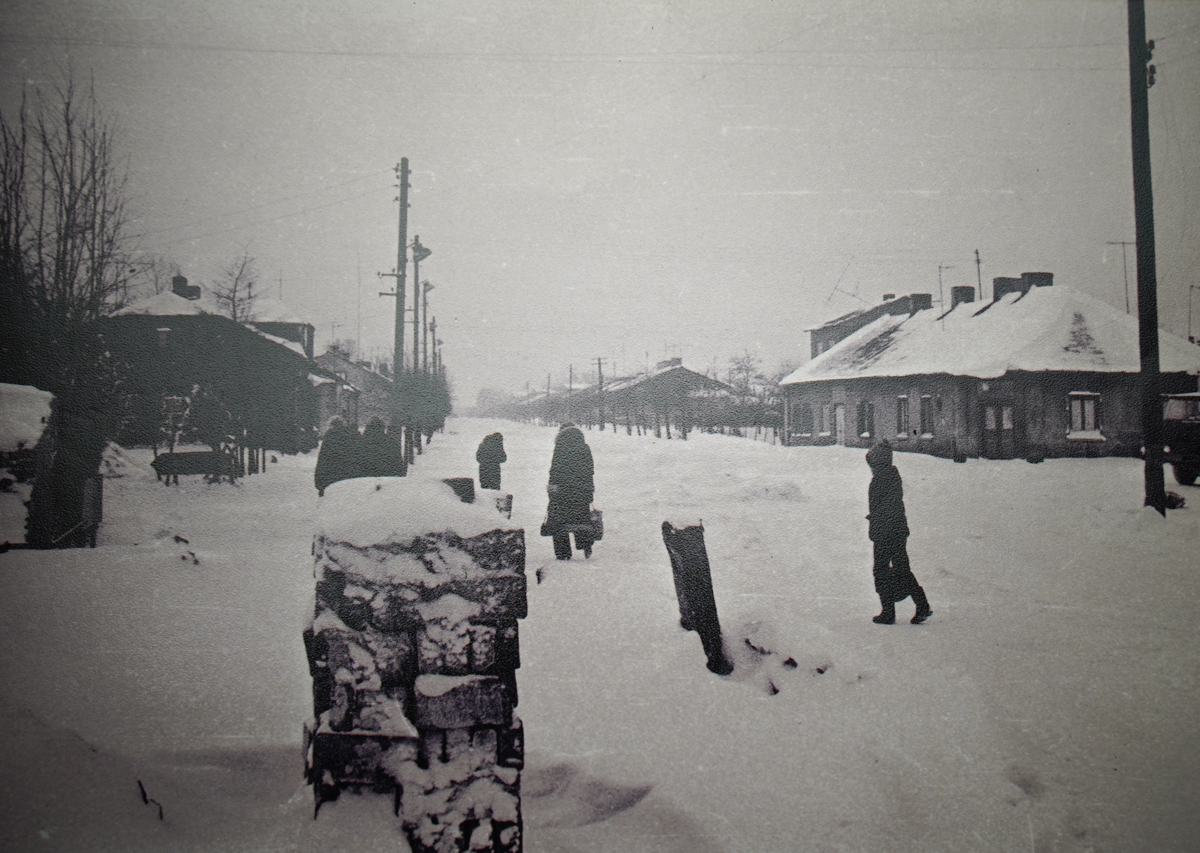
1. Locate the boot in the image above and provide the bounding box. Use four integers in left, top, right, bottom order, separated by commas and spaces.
911, 588, 932, 624
872, 599, 895, 625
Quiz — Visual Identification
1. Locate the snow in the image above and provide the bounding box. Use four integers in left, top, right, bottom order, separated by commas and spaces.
249, 326, 307, 356
0, 383, 53, 452
317, 476, 517, 549
782, 285, 1200, 384
1, 416, 1198, 851
112, 290, 211, 317
249, 297, 309, 325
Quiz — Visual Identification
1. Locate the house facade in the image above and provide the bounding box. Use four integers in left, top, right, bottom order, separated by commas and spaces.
313, 350, 397, 432
780, 274, 1200, 460
101, 280, 342, 453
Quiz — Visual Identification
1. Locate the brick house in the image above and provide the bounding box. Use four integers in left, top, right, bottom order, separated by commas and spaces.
779, 273, 1200, 460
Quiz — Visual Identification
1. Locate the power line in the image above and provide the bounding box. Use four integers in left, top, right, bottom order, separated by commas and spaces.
144, 169, 392, 237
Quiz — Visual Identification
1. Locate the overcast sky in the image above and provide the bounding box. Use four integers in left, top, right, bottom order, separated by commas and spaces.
2, 1, 1198, 406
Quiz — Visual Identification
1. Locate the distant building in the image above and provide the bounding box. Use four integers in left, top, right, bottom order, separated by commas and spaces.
780, 273, 1200, 460
518, 358, 733, 436
314, 349, 395, 432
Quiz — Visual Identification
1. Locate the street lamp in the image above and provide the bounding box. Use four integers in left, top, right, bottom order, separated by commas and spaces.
410, 237, 431, 375
422, 280, 435, 372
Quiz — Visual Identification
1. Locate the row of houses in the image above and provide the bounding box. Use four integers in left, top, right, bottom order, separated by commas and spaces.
779, 273, 1200, 460
502, 358, 748, 438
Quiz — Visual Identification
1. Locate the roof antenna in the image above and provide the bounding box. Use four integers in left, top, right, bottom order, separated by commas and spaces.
824, 257, 869, 306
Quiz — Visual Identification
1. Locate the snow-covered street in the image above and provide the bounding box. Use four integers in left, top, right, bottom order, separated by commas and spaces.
2, 416, 1197, 852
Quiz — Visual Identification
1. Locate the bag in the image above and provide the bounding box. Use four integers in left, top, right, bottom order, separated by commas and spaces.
542, 507, 603, 540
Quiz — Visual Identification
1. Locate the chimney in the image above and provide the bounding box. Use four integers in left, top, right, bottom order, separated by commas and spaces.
882, 293, 896, 301
909, 293, 933, 313
992, 276, 1022, 301
1021, 271, 1054, 289
950, 285, 975, 309
171, 275, 201, 300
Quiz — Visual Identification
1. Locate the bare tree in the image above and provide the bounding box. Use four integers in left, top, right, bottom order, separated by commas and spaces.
212, 251, 259, 324
0, 74, 138, 390
134, 253, 182, 296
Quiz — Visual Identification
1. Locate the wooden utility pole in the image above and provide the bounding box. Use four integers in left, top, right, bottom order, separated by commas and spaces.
394, 160, 410, 374
595, 358, 606, 431
1126, 0, 1165, 515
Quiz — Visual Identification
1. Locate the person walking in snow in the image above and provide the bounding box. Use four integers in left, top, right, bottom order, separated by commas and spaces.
545, 424, 595, 560
865, 440, 932, 624
476, 432, 507, 490
359, 417, 407, 478
314, 418, 361, 496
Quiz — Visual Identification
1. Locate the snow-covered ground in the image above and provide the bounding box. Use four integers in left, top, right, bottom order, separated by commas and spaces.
1, 416, 1197, 852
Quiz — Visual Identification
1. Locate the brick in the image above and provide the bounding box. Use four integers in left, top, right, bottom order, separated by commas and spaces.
498, 716, 524, 769
307, 731, 418, 789
414, 675, 512, 729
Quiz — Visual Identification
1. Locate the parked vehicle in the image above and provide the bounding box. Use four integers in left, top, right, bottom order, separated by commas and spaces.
1163, 392, 1200, 486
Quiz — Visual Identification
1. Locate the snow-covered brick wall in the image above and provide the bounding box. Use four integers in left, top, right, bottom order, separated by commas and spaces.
305, 476, 526, 852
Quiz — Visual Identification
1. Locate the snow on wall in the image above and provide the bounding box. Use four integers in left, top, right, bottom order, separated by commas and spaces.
307, 474, 526, 853
0, 383, 53, 452
317, 477, 516, 549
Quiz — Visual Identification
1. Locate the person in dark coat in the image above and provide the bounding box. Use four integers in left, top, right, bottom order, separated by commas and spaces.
866, 440, 932, 624
545, 424, 594, 560
314, 418, 361, 496
359, 417, 407, 477
476, 432, 507, 490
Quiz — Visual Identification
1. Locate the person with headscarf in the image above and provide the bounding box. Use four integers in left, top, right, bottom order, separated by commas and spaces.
545, 424, 595, 560
476, 432, 507, 490
314, 418, 361, 496
360, 416, 406, 477
865, 440, 932, 624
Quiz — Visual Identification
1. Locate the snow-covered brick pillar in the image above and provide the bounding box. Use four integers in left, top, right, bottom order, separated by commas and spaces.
304, 478, 527, 852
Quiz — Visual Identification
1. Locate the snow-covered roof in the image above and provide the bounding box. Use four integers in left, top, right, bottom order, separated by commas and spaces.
0, 383, 53, 452
250, 297, 309, 325
112, 290, 211, 317
781, 285, 1200, 385
250, 327, 307, 357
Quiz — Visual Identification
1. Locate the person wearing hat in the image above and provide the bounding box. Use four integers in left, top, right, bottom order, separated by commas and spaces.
545, 424, 595, 560
865, 440, 932, 625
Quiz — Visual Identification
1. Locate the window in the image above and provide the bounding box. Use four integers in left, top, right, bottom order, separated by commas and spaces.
896, 396, 909, 437
794, 403, 814, 437
819, 404, 833, 436
857, 401, 875, 440
985, 406, 997, 431
1068, 392, 1102, 439
919, 395, 934, 436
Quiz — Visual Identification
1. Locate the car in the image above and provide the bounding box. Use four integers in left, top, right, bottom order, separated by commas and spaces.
1162, 392, 1200, 486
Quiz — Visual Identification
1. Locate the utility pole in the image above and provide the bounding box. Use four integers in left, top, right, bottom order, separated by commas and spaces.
1106, 241, 1135, 313
1126, 0, 1165, 515
429, 317, 438, 373
974, 250, 983, 301
421, 281, 434, 373
595, 358, 606, 431
411, 237, 430, 375
568, 364, 573, 424
1190, 285, 1199, 343
393, 160, 410, 374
